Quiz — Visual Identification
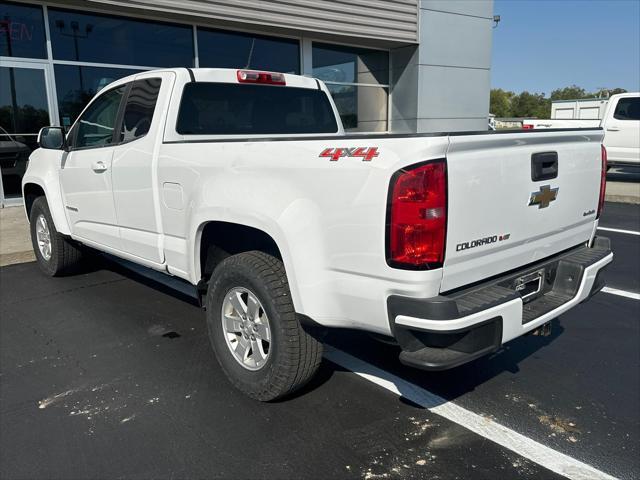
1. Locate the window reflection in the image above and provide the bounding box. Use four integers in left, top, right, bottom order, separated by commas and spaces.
312, 43, 389, 132
48, 8, 193, 67
54, 65, 142, 128
326, 84, 388, 132
72, 85, 126, 149
0, 1, 46, 58
0, 66, 49, 135
312, 43, 389, 85
120, 78, 162, 142
198, 28, 300, 74
0, 66, 50, 199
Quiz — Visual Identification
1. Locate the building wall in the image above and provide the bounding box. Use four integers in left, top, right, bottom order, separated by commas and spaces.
390, 0, 494, 133
0, 0, 494, 205
88, 0, 419, 44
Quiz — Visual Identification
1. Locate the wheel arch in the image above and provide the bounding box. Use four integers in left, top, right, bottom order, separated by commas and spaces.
197, 221, 283, 277
21, 179, 71, 235
194, 220, 301, 308
23, 182, 46, 218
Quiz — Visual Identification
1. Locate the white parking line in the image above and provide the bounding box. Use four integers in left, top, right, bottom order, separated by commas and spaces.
325, 346, 617, 480
602, 287, 640, 300
597, 226, 640, 236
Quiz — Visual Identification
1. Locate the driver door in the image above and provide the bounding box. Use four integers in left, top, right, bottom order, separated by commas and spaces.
60, 83, 129, 249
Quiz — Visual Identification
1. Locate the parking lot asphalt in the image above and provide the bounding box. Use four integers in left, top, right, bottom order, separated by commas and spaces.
1, 202, 638, 480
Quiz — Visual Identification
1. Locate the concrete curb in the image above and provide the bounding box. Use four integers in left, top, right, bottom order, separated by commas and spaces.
605, 194, 640, 204
605, 180, 639, 204
0, 251, 35, 267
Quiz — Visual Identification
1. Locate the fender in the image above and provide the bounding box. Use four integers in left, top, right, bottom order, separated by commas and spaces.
188, 180, 329, 317
21, 148, 71, 236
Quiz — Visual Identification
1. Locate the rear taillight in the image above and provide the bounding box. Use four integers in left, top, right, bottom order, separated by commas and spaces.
237, 70, 286, 85
387, 160, 447, 269
597, 145, 607, 219
522, 124, 534, 130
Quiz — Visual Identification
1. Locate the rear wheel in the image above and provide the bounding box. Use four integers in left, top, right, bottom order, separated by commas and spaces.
29, 196, 83, 276
206, 251, 323, 401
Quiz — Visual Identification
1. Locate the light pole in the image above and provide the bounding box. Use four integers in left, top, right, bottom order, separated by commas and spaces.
54, 19, 93, 92
1, 16, 19, 135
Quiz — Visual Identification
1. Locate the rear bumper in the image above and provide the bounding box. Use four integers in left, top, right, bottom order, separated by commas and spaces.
387, 237, 613, 370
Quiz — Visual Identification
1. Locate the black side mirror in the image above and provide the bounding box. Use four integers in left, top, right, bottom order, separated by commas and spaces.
38, 126, 67, 150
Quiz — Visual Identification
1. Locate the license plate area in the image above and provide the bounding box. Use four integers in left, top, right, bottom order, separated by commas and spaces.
512, 269, 545, 303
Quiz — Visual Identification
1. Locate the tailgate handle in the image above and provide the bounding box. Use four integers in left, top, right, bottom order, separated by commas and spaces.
531, 151, 558, 181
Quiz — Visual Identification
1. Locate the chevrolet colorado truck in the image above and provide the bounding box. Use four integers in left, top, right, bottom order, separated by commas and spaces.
23, 68, 613, 401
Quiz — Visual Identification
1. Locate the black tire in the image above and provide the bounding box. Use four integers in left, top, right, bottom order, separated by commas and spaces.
206, 251, 323, 401
29, 196, 83, 276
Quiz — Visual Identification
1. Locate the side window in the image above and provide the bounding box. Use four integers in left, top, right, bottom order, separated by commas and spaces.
72, 85, 127, 149
120, 78, 162, 143
613, 97, 640, 121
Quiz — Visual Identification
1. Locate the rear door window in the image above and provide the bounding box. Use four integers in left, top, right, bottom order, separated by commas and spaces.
119, 78, 162, 143
613, 97, 640, 121
176, 83, 338, 135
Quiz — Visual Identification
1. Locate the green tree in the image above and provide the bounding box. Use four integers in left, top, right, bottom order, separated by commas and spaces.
550, 85, 588, 101
510, 91, 550, 118
607, 88, 628, 97
490, 89, 514, 117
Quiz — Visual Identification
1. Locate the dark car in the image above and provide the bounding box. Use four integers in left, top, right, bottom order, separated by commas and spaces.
0, 126, 31, 187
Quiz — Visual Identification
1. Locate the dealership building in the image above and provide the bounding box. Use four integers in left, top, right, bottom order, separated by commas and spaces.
0, 0, 494, 205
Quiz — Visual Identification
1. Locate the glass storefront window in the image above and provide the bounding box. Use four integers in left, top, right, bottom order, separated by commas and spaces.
0, 66, 49, 135
326, 84, 388, 132
313, 43, 389, 132
54, 65, 142, 128
312, 43, 389, 86
0, 1, 46, 59
198, 28, 300, 74
0, 66, 50, 199
48, 8, 193, 67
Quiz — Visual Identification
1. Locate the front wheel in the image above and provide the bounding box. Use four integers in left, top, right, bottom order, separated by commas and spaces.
206, 251, 323, 401
29, 196, 83, 276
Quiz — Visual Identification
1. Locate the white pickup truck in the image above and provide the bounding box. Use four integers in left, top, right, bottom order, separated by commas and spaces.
23, 68, 612, 401
523, 92, 640, 167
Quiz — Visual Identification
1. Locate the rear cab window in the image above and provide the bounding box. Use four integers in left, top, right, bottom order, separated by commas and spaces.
176, 83, 338, 136
613, 97, 640, 121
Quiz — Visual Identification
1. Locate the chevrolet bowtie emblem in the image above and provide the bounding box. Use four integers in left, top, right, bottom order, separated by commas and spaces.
529, 185, 559, 209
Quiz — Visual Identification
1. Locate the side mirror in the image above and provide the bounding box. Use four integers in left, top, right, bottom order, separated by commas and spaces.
38, 126, 67, 150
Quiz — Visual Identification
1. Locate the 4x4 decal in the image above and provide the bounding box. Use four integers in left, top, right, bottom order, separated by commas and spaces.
319, 147, 379, 162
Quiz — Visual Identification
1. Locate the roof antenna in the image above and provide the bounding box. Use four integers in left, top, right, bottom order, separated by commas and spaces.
244, 38, 256, 69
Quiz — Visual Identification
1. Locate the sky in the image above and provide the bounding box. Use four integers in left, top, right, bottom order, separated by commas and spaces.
491, 0, 640, 95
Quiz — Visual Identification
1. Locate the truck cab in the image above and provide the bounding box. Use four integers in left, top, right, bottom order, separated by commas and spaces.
602, 93, 640, 167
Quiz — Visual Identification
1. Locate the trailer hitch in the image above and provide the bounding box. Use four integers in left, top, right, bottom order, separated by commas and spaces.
530, 322, 552, 337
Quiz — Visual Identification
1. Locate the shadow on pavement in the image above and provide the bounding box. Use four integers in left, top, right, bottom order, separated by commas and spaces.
324, 319, 564, 409
65, 252, 567, 407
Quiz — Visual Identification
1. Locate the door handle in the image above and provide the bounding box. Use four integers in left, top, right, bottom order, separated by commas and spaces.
91, 161, 108, 172
606, 127, 620, 131
531, 151, 558, 181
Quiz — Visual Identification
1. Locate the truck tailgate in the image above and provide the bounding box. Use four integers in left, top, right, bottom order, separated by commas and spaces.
441, 130, 604, 292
